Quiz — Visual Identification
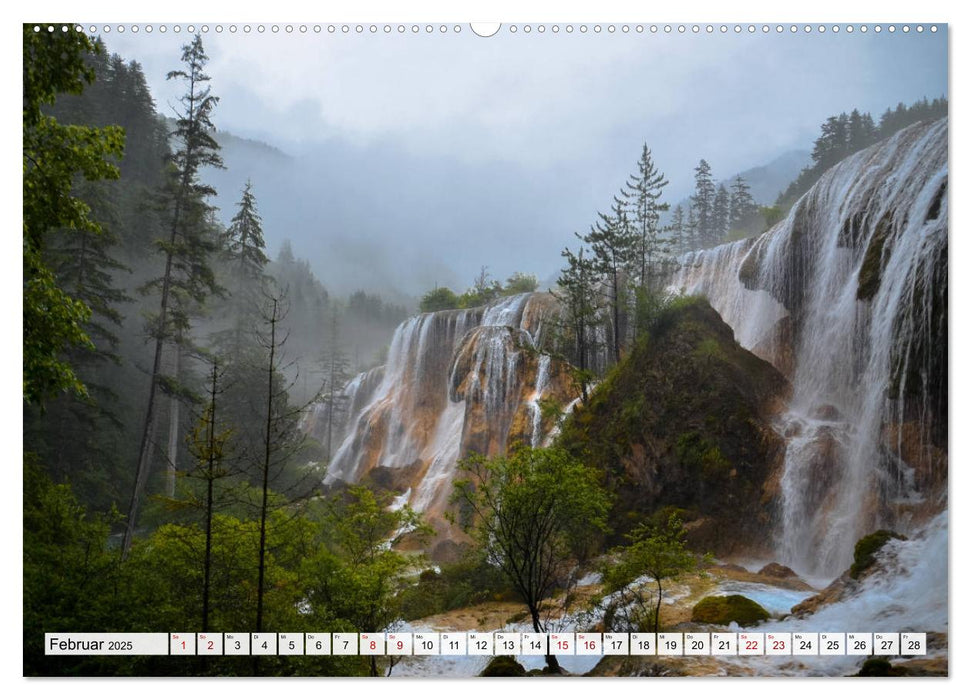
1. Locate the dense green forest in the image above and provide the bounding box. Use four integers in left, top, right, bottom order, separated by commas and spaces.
22, 29, 425, 676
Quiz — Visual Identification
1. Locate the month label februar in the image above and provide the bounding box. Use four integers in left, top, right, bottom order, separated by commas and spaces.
45, 633, 169, 656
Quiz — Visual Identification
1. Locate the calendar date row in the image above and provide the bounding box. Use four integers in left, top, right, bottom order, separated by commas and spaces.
46, 632, 927, 657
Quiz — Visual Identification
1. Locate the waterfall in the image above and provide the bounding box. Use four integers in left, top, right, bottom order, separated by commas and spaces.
324, 292, 567, 522
528, 354, 552, 447
672, 119, 947, 578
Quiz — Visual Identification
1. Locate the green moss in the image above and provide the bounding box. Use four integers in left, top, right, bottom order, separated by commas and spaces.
676, 432, 732, 480
480, 656, 527, 677
555, 298, 789, 552
690, 595, 770, 626
850, 530, 906, 579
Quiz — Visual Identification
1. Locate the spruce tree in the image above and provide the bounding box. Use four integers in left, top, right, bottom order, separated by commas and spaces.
319, 306, 350, 460
620, 144, 669, 290
690, 160, 716, 249
686, 205, 699, 253
712, 184, 730, 245
729, 176, 759, 235
124, 35, 224, 556
552, 246, 602, 401
225, 180, 269, 280
583, 200, 637, 365
668, 204, 686, 258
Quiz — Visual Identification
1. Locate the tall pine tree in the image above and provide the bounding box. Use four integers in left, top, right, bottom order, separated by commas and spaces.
690, 160, 716, 249
124, 35, 224, 556
712, 184, 730, 246
583, 199, 636, 365
729, 176, 759, 235
668, 204, 686, 258
552, 246, 602, 401
620, 144, 669, 290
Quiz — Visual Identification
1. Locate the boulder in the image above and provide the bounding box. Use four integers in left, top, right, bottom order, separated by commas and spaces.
690, 595, 770, 626
757, 562, 799, 579
481, 656, 527, 677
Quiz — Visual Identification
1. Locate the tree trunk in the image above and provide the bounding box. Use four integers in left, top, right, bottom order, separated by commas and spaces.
654, 578, 663, 635
165, 348, 181, 498
201, 362, 217, 634
255, 299, 277, 634
529, 605, 561, 674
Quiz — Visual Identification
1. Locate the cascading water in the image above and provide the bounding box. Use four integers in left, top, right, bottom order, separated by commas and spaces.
528, 354, 552, 447
324, 292, 569, 525
672, 118, 947, 579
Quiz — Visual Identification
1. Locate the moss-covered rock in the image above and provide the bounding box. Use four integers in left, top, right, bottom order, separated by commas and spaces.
850, 530, 907, 579
480, 655, 527, 677
690, 595, 770, 626
557, 298, 789, 554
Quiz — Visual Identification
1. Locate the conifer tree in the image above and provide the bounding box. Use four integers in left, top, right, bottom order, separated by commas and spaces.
319, 306, 350, 460
552, 246, 602, 401
686, 205, 699, 252
583, 200, 637, 365
668, 204, 686, 258
620, 144, 669, 289
729, 176, 759, 235
225, 180, 269, 280
712, 184, 730, 245
124, 35, 224, 556
690, 160, 716, 249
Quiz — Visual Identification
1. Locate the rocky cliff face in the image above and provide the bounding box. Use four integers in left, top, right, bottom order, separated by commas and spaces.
671, 118, 948, 576
556, 298, 790, 556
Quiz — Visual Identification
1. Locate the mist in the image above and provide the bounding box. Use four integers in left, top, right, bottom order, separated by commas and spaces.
104, 26, 947, 298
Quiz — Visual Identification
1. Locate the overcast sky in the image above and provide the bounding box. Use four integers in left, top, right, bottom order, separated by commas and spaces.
101, 25, 947, 296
